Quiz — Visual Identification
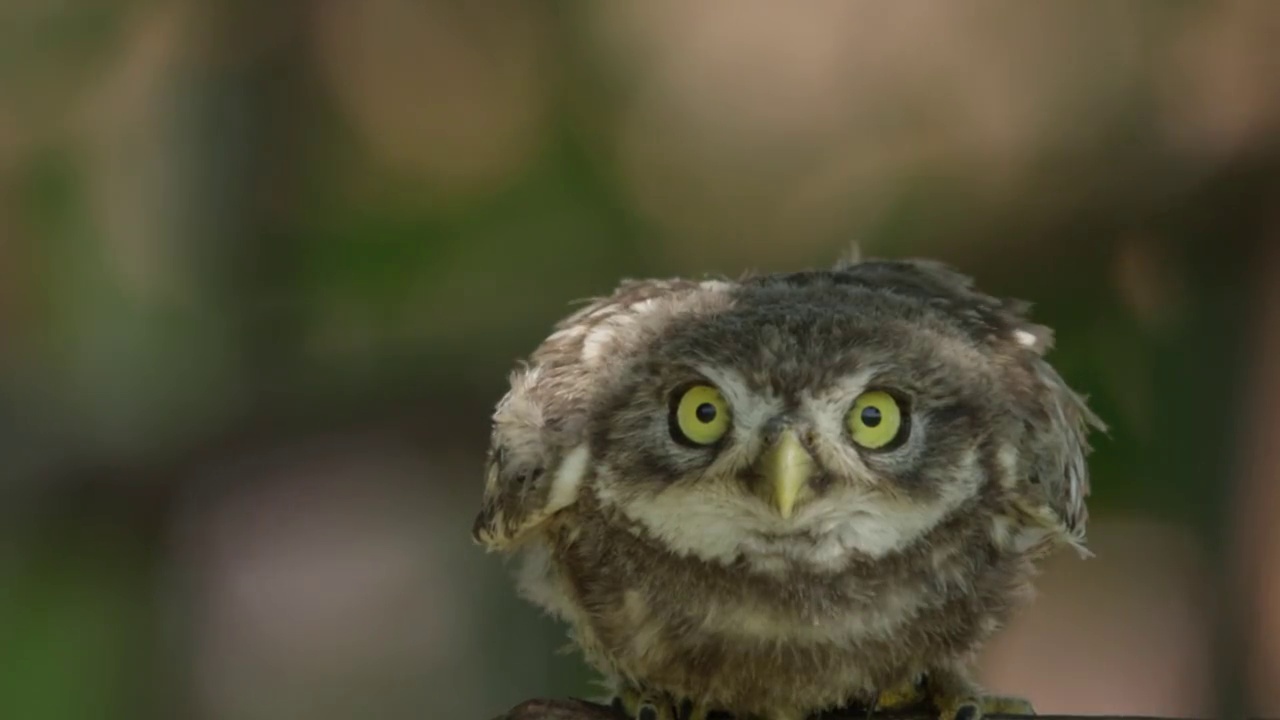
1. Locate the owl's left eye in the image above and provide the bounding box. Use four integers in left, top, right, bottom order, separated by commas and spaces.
847, 390, 908, 450
670, 384, 732, 446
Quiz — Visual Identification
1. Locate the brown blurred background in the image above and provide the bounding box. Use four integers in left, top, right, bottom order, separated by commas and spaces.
1, 2, 1279, 719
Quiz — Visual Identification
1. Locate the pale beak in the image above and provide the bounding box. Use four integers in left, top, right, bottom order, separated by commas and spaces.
758, 429, 814, 519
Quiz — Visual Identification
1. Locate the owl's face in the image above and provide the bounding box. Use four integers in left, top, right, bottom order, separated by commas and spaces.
478, 261, 1097, 576
584, 278, 1016, 573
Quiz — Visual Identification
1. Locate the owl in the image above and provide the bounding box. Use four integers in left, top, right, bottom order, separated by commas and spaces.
473, 252, 1103, 720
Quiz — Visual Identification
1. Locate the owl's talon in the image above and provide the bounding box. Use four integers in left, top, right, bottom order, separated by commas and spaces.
936, 695, 1035, 720
875, 675, 928, 711
980, 696, 1035, 715
612, 687, 678, 720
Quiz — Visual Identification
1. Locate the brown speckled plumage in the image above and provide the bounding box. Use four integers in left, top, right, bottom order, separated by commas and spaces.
474, 255, 1102, 720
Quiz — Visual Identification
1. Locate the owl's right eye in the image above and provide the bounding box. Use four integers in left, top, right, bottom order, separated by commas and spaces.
670, 384, 732, 446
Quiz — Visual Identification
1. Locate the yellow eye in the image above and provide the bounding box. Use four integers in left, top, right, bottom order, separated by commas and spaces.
847, 390, 905, 450
672, 384, 732, 446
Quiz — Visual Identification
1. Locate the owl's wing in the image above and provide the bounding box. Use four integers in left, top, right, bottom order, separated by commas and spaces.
839, 257, 1105, 548
1014, 354, 1106, 554
472, 277, 720, 551
471, 363, 588, 552
471, 447, 587, 552
890, 258, 1105, 548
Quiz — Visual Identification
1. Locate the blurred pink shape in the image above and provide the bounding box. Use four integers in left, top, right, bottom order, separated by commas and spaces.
1238, 238, 1280, 715
981, 520, 1212, 718
310, 0, 551, 198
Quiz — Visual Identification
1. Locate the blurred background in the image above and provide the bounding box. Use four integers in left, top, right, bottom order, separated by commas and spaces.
2, 1, 1279, 719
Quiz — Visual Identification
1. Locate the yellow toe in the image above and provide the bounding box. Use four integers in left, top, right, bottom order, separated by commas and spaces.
877, 676, 927, 711
935, 694, 1036, 720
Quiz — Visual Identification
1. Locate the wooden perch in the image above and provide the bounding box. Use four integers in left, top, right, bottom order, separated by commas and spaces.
492, 697, 1188, 720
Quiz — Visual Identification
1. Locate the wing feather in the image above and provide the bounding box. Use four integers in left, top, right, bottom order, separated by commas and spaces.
1014, 356, 1106, 555
472, 278, 711, 551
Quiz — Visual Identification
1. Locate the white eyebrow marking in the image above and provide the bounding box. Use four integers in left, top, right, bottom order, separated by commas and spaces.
694, 365, 782, 446
799, 368, 878, 442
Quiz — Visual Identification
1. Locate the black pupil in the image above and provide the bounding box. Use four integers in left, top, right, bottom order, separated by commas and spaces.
695, 403, 718, 423
860, 406, 882, 427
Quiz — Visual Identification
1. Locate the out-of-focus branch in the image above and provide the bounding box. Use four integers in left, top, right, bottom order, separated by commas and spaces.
491, 697, 1218, 720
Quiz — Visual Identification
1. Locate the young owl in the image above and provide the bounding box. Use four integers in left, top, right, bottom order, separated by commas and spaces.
473, 254, 1103, 720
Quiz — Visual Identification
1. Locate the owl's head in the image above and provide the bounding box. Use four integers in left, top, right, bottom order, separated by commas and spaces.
475, 257, 1102, 573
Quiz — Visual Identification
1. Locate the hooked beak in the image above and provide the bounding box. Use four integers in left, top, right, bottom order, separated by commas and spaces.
757, 429, 814, 519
